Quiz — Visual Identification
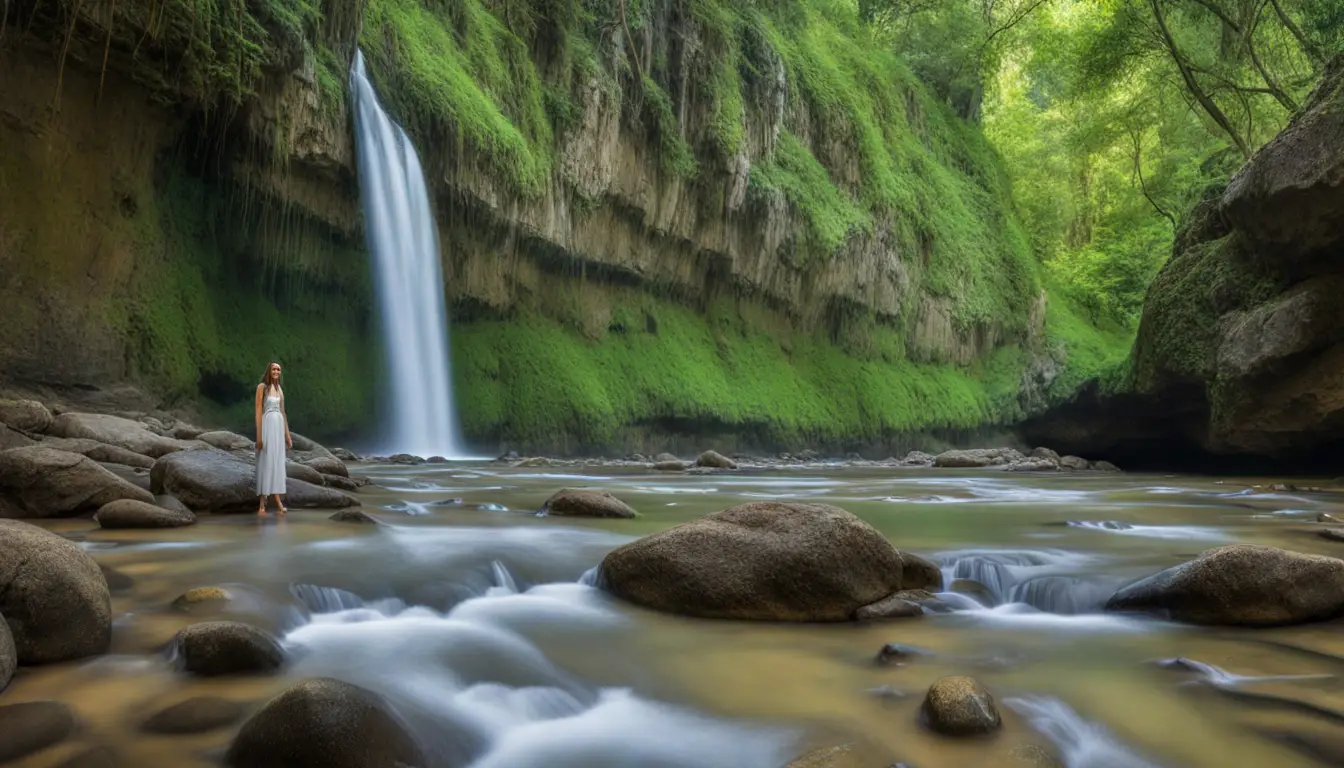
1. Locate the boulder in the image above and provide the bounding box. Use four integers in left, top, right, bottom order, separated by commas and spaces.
1059, 455, 1090, 471
304, 456, 349, 477
0, 424, 36, 450
696, 450, 737, 469
653, 460, 688, 471
600, 501, 941, 621
323, 474, 359, 492
653, 452, 679, 463
540, 488, 637, 519
1006, 458, 1058, 472
0, 701, 78, 763
854, 590, 935, 621
332, 447, 359, 461
329, 510, 381, 525
934, 448, 1023, 468
47, 412, 195, 458
142, 696, 249, 734
150, 449, 358, 513
289, 433, 335, 461
286, 461, 326, 486
197, 431, 255, 451
1092, 460, 1121, 472
95, 498, 196, 529
172, 423, 207, 440
0, 446, 155, 518
899, 450, 936, 466
172, 621, 284, 676
1104, 544, 1344, 626
0, 520, 111, 663
171, 586, 234, 612
39, 437, 157, 469
921, 676, 1002, 736
224, 677, 426, 768
154, 493, 193, 516
0, 399, 54, 433
0, 613, 14, 691
1029, 446, 1061, 462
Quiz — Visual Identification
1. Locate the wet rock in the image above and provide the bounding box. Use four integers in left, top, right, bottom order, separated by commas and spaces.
173, 621, 284, 676
1092, 460, 1121, 472
1006, 458, 1058, 472
171, 587, 233, 612
934, 448, 1023, 468
696, 450, 737, 469
785, 744, 866, 768
329, 509, 381, 525
654, 452, 679, 463
288, 433, 336, 462
331, 447, 359, 461
48, 412, 196, 458
0, 520, 111, 663
0, 701, 78, 763
1104, 544, 1344, 626
1319, 528, 1344, 543
899, 450, 936, 466
600, 501, 940, 621
0, 423, 36, 450
388, 453, 425, 465
304, 456, 349, 477
0, 446, 156, 518
426, 456, 448, 464
286, 461, 326, 486
0, 613, 14, 691
197, 431, 255, 451
653, 460, 688, 471
99, 564, 134, 593
1058, 455, 1090, 471
875, 643, 932, 665
95, 498, 196, 529
1318, 512, 1344, 524
37, 437, 157, 469
1030, 446, 1061, 462
0, 399, 54, 433
921, 676, 1002, 736
171, 423, 207, 440
142, 696, 248, 734
540, 488, 637, 519
154, 493, 193, 517
322, 474, 359, 492
150, 449, 358, 513
224, 677, 426, 768
855, 590, 933, 620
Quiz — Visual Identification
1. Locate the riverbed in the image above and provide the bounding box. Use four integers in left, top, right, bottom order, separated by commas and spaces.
11, 464, 1344, 767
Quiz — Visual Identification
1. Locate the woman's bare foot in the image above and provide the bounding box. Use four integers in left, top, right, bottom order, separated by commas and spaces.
257, 507, 269, 517
277, 505, 288, 516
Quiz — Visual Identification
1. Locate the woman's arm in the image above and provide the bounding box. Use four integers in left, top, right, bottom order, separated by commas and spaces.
254, 384, 264, 450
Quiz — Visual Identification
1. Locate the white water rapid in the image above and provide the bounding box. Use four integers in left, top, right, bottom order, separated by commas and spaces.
350, 50, 466, 458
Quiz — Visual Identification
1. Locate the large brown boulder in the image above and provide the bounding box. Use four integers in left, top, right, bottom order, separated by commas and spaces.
1104, 544, 1344, 626
0, 399, 53, 433
304, 456, 349, 477
47, 412, 196, 458
173, 621, 284, 676
95, 498, 196, 529
696, 450, 737, 469
225, 677, 426, 768
0, 520, 112, 663
0, 446, 155, 519
39, 437, 157, 469
921, 676, 1002, 736
150, 449, 358, 512
0, 424, 35, 450
599, 501, 941, 621
540, 488, 637, 518
197, 431, 255, 451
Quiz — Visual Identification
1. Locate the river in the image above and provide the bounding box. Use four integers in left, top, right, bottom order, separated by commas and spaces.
11, 464, 1344, 767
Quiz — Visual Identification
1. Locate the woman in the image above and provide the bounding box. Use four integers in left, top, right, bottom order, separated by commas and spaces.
255, 361, 293, 516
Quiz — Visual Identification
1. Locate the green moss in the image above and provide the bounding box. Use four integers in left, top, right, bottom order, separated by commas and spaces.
1041, 286, 1135, 401
749, 132, 869, 260
640, 76, 699, 179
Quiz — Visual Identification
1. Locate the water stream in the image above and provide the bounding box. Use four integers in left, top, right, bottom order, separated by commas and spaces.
349, 50, 465, 458
15, 467, 1344, 767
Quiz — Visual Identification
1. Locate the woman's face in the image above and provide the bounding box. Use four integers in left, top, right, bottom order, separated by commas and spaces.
270, 364, 282, 382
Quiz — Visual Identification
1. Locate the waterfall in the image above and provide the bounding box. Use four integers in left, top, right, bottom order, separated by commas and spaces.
349, 50, 465, 458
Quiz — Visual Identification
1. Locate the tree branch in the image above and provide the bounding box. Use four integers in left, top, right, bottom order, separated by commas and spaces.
1150, 0, 1251, 157
1268, 0, 1325, 66
1247, 0, 1298, 112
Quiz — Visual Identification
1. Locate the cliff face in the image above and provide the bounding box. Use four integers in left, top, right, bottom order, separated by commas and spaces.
0, 0, 1112, 453
1024, 55, 1344, 470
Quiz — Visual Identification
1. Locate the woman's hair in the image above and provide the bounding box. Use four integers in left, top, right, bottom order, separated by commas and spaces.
260, 362, 282, 391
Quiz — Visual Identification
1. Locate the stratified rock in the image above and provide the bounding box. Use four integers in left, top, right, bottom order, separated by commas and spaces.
0, 399, 53, 433
95, 498, 196, 529
150, 449, 358, 513
921, 676, 1002, 736
0, 446, 155, 518
329, 509, 381, 525
224, 677, 426, 768
1104, 544, 1344, 626
171, 587, 233, 612
0, 520, 111, 663
695, 450, 737, 469
934, 448, 1022, 468
142, 696, 248, 734
47, 412, 195, 458
286, 461, 326, 486
197, 431, 255, 451
600, 501, 940, 621
0, 701, 78, 763
39, 437, 156, 468
172, 621, 284, 676
540, 488, 637, 519
304, 456, 349, 477
0, 613, 15, 691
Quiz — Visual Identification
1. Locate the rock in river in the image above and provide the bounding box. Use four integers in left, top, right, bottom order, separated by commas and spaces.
695, 450, 737, 469
599, 501, 941, 621
0, 701, 78, 764
1104, 544, 1344, 626
95, 498, 196, 529
0, 446, 156, 518
172, 621, 284, 676
0, 520, 111, 663
225, 677, 426, 768
921, 676, 1002, 736
150, 449, 358, 513
142, 696, 248, 734
540, 488, 637, 519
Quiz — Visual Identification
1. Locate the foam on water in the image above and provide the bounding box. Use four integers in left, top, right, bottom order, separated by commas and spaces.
1064, 521, 1228, 541
1006, 696, 1165, 767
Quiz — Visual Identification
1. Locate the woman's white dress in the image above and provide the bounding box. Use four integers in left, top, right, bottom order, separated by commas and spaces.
256, 393, 287, 495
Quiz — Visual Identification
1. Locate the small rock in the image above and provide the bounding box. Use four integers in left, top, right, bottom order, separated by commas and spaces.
875, 643, 931, 665
224, 677, 426, 768
515, 456, 550, 467
171, 587, 233, 612
1029, 446, 1061, 462
172, 621, 284, 676
197, 431, 255, 451
653, 460, 688, 471
142, 696, 248, 734
1318, 512, 1344, 524
1091, 460, 1121, 472
654, 452, 679, 463
427, 455, 448, 464
0, 701, 78, 763
172, 423, 206, 440
329, 509, 381, 525
95, 498, 196, 529
0, 399, 54, 432
1059, 455, 1090, 470
934, 448, 1022, 468
855, 591, 929, 620
0, 612, 14, 691
695, 450, 737, 469
900, 450, 936, 466
921, 676, 1002, 736
304, 456, 349, 477
540, 488, 637, 519
0, 520, 112, 663
1006, 458, 1058, 472
388, 453, 425, 465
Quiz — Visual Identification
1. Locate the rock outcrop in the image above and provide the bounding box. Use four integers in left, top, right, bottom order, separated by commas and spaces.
150, 449, 358, 512
0, 446, 156, 518
0, 521, 112, 663
95, 498, 197, 528
599, 501, 941, 621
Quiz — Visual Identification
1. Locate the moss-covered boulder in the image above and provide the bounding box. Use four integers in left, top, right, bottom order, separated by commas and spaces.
1104, 545, 1344, 626
0, 446, 156, 518
0, 520, 112, 663
600, 501, 940, 621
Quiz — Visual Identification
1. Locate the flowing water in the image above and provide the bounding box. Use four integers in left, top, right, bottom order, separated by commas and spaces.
349, 51, 465, 458
13, 466, 1344, 767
